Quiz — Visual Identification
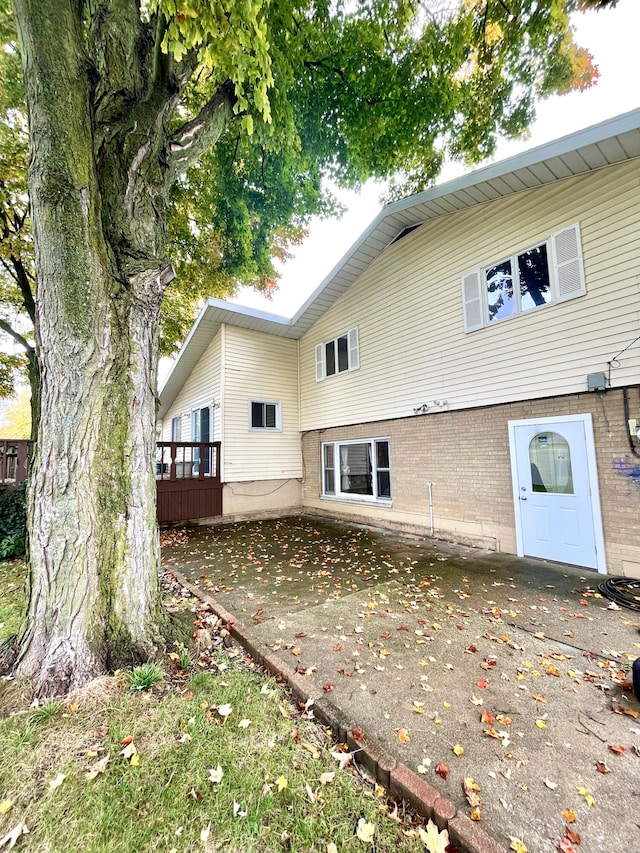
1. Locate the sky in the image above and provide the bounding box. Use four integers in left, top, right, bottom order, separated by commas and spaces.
229, 0, 640, 319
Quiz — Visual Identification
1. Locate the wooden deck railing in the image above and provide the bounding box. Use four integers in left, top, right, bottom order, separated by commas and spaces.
0, 439, 223, 523
156, 441, 223, 523
0, 440, 31, 488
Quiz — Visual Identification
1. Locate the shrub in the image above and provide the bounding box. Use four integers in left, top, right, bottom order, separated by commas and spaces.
0, 483, 26, 560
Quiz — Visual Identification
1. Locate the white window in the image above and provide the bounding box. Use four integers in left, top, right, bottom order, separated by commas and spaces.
322, 438, 391, 502
315, 327, 359, 381
462, 224, 585, 332
170, 415, 182, 442
249, 400, 281, 431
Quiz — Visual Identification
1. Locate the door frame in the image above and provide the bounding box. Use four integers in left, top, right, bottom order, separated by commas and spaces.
507, 413, 607, 574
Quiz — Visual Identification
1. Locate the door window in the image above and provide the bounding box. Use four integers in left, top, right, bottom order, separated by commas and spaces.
529, 432, 573, 494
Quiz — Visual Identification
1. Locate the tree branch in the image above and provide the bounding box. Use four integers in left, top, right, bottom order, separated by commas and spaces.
167, 81, 236, 183
0, 317, 33, 355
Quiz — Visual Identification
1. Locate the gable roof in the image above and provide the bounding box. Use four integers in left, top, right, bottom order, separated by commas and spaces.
158, 107, 640, 419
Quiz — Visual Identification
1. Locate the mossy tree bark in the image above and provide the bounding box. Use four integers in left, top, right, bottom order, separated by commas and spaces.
11, 0, 233, 695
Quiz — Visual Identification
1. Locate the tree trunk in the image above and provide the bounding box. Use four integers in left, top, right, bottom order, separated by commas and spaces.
13, 0, 167, 695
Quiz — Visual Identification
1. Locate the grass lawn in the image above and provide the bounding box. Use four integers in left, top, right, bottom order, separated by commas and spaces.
0, 562, 447, 853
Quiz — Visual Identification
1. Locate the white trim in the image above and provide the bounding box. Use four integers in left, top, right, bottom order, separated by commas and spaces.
248, 399, 282, 432
507, 413, 606, 573
321, 436, 392, 504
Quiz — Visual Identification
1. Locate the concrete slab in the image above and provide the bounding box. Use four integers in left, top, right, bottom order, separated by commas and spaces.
162, 516, 640, 853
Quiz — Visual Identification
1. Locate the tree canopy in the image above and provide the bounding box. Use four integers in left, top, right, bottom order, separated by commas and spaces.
2, 0, 600, 362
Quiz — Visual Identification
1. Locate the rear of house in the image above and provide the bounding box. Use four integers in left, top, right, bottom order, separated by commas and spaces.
159, 109, 640, 578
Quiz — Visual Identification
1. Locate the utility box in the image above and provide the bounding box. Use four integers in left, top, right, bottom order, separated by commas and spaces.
587, 372, 607, 392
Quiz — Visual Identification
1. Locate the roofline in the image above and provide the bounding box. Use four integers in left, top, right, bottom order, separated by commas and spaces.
158, 107, 640, 417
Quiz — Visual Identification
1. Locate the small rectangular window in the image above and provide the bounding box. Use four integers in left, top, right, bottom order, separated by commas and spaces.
249, 400, 281, 431
171, 415, 182, 442
321, 438, 391, 502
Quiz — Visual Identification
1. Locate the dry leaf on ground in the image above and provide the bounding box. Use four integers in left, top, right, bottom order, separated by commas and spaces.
418, 819, 449, 853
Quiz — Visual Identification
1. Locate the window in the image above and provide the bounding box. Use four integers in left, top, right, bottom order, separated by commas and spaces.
171, 415, 182, 442
192, 405, 211, 474
462, 224, 585, 332
249, 400, 281, 431
322, 438, 391, 502
315, 328, 359, 381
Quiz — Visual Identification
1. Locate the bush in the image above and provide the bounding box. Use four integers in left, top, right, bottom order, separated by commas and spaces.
0, 483, 26, 560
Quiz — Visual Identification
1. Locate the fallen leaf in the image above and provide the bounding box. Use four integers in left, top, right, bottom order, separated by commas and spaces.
565, 826, 581, 844
0, 823, 28, 850
0, 802, 12, 816
398, 728, 411, 743
208, 765, 224, 784
319, 771, 335, 785
561, 809, 576, 823
233, 799, 247, 817
476, 678, 489, 689
351, 727, 365, 740
200, 823, 211, 843
435, 763, 449, 780
543, 779, 558, 790
356, 818, 376, 844
322, 683, 334, 693
535, 720, 548, 729
532, 694, 547, 703
469, 807, 482, 821
86, 753, 110, 780
120, 741, 138, 760
595, 760, 610, 774
463, 777, 481, 808
558, 839, 578, 853
275, 775, 288, 792
218, 703, 232, 722
238, 719, 251, 729
509, 838, 527, 853
453, 744, 464, 756
481, 710, 495, 725
327, 844, 338, 853
576, 786, 595, 807
608, 744, 626, 754
331, 750, 353, 770
417, 819, 449, 853
130, 753, 140, 767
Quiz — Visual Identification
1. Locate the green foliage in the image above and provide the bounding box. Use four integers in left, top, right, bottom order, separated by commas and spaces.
150, 0, 601, 345
1, 1, 602, 354
173, 640, 193, 670
125, 663, 164, 691
30, 698, 62, 723
0, 481, 26, 560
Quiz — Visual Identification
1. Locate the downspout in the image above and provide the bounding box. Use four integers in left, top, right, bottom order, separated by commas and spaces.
427, 481, 434, 537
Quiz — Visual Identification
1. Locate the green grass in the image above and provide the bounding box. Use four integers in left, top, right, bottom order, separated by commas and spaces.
0, 559, 27, 644
0, 667, 430, 852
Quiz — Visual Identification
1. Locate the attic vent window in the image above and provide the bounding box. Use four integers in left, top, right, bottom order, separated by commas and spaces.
390, 224, 421, 244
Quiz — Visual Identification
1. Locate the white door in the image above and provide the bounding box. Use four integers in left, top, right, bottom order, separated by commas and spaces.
508, 415, 606, 572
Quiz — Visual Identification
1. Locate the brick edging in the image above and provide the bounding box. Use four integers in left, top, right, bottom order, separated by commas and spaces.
171, 571, 507, 853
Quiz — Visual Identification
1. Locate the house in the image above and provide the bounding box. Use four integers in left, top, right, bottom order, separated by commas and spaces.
158, 108, 640, 578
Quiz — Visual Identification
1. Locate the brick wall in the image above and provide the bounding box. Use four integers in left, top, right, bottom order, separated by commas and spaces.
301, 387, 640, 577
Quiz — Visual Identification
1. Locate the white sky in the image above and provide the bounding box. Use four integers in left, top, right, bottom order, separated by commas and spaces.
230, 0, 640, 318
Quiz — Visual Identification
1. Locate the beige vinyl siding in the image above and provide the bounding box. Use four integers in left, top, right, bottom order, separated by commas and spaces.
160, 332, 222, 441
222, 325, 301, 482
299, 158, 640, 431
